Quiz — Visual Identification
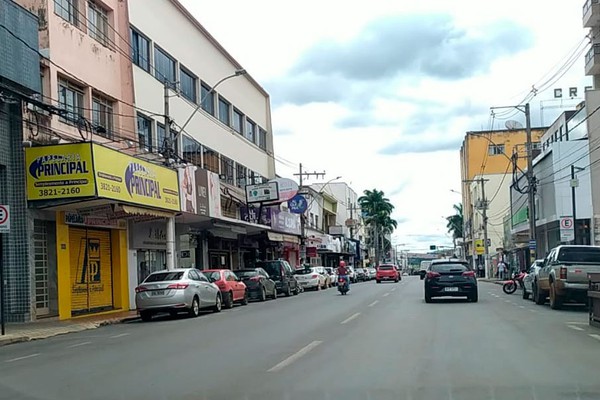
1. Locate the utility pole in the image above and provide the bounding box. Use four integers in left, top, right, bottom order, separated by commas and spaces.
164, 83, 176, 270
525, 103, 537, 262
479, 178, 490, 279
293, 163, 325, 264
571, 165, 585, 245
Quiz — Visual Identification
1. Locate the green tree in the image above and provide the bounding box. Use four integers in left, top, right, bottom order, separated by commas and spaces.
358, 189, 396, 264
446, 203, 463, 239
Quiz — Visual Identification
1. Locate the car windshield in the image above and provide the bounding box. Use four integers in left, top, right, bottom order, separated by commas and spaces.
255, 261, 280, 277
294, 267, 313, 275
201, 271, 222, 282
379, 266, 394, 270
144, 272, 184, 282
431, 263, 469, 273
237, 270, 258, 278
557, 247, 600, 263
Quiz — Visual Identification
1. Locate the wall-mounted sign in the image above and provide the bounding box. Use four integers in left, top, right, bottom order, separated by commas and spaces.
246, 182, 279, 203
269, 178, 299, 202
271, 209, 301, 235
287, 194, 307, 214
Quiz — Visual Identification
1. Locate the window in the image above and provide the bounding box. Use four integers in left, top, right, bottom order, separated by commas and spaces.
488, 144, 504, 155
182, 135, 202, 165
58, 79, 84, 123
258, 128, 267, 150
315, 215, 319, 230
245, 118, 256, 143
137, 114, 153, 151
531, 142, 541, 150
91, 94, 113, 138
88, 1, 109, 46
559, 125, 564, 141
251, 172, 265, 185
54, 0, 78, 26
218, 96, 231, 126
220, 156, 234, 185
180, 67, 197, 103
554, 130, 558, 142
154, 46, 176, 86
203, 147, 219, 173
233, 108, 244, 134
310, 213, 314, 227
236, 164, 248, 188
201, 83, 214, 116
130, 28, 150, 72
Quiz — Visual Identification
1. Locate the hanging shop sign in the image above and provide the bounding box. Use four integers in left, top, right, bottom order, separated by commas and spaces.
287, 194, 308, 214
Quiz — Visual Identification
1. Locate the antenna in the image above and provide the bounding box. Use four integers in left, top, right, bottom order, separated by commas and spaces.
505, 120, 523, 130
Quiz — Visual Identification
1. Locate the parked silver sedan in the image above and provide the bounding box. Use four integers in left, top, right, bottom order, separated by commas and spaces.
135, 268, 222, 322
522, 259, 544, 300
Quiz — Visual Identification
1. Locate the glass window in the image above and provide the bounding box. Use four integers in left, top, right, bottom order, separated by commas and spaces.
201, 271, 222, 282
236, 164, 248, 188
315, 215, 319, 229
88, 1, 109, 46
245, 119, 256, 143
203, 147, 219, 173
91, 94, 113, 138
201, 83, 214, 115
154, 46, 176, 86
182, 135, 202, 165
137, 114, 153, 152
220, 156, 234, 185
130, 28, 150, 72
488, 144, 504, 156
218, 96, 231, 126
144, 271, 183, 282
233, 109, 244, 134
58, 79, 84, 123
180, 67, 197, 103
557, 247, 600, 263
258, 128, 267, 150
430, 263, 470, 273
54, 0, 78, 26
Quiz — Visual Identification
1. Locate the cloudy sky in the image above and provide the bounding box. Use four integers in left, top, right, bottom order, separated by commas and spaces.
180, 0, 591, 251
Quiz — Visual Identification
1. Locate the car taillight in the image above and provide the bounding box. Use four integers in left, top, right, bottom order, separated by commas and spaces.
312, 274, 318, 278
135, 286, 148, 293
250, 277, 261, 281
462, 271, 476, 277
426, 271, 441, 279
167, 283, 189, 290
560, 267, 567, 280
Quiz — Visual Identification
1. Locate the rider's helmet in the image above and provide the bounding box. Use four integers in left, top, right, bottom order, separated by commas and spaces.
339, 260, 346, 267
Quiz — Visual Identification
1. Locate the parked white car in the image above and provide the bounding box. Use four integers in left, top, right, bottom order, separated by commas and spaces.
294, 266, 326, 290
324, 267, 338, 286
522, 259, 544, 300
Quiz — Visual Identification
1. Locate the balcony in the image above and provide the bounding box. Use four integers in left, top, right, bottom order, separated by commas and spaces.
585, 43, 600, 76
583, 0, 600, 28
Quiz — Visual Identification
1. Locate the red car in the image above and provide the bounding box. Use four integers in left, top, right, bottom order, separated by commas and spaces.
202, 269, 248, 309
376, 264, 399, 283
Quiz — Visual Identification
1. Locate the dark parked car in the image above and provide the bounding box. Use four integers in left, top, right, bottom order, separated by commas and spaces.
423, 259, 478, 303
236, 268, 278, 301
255, 260, 300, 296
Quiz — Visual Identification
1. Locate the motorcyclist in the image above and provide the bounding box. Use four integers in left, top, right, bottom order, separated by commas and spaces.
337, 260, 350, 289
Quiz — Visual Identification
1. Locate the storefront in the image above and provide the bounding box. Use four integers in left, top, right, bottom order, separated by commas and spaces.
25, 143, 180, 319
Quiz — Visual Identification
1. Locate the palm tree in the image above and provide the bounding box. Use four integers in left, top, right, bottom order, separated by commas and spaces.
446, 204, 463, 253
358, 189, 396, 265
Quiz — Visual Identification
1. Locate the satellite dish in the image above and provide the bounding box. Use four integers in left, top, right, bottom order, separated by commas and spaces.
505, 120, 523, 130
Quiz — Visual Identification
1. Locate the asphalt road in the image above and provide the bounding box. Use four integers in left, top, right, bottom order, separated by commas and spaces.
1, 277, 600, 400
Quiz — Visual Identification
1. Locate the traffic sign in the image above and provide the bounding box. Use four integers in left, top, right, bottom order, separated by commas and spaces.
560, 216, 574, 242
0, 205, 9, 233
529, 240, 536, 250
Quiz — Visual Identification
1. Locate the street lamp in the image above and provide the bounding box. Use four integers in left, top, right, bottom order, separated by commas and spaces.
571, 165, 585, 245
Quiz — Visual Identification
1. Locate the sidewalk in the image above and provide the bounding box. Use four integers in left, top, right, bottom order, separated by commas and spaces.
0, 310, 139, 347
478, 278, 505, 286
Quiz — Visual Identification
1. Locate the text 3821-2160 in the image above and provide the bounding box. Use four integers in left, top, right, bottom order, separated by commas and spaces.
38, 187, 81, 197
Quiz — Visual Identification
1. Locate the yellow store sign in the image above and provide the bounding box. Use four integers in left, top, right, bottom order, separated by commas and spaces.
475, 239, 485, 255
25, 143, 180, 211
25, 143, 96, 200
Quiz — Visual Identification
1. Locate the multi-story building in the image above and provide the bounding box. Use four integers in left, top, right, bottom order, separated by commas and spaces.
460, 127, 546, 268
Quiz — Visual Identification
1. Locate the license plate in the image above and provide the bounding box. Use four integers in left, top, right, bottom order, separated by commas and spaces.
444, 287, 459, 292
152, 290, 165, 296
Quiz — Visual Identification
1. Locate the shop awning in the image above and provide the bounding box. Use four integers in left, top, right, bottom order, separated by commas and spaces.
282, 234, 300, 244
122, 205, 174, 218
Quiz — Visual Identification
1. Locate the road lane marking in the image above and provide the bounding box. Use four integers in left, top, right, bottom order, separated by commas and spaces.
519, 306, 526, 309
567, 325, 585, 331
5, 353, 40, 363
566, 322, 588, 325
67, 341, 91, 348
110, 333, 130, 339
529, 309, 537, 313
382, 293, 390, 297
368, 300, 379, 307
341, 313, 361, 324
589, 334, 600, 341
391, 288, 397, 292
504, 300, 511, 303
267, 341, 322, 372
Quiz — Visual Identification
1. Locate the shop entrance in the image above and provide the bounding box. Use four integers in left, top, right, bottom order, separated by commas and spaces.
137, 250, 167, 283
69, 228, 114, 315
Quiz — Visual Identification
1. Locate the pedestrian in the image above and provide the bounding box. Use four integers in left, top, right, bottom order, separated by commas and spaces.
497, 260, 506, 280
477, 262, 484, 278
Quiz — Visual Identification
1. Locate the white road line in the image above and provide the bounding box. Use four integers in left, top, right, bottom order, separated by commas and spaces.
110, 333, 130, 339
589, 334, 600, 341
5, 353, 40, 363
529, 309, 537, 313
504, 300, 511, 303
382, 293, 390, 297
341, 312, 361, 325
391, 287, 397, 292
267, 341, 322, 372
567, 325, 585, 331
566, 322, 588, 325
67, 341, 91, 348
368, 300, 379, 307
519, 306, 526, 309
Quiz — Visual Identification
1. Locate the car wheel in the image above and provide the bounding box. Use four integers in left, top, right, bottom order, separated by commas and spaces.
271, 287, 278, 300
285, 285, 292, 297
469, 291, 478, 303
522, 287, 530, 300
534, 282, 545, 305
224, 291, 234, 309
140, 310, 153, 322
425, 291, 432, 303
213, 294, 222, 313
316, 283, 321, 291
549, 281, 563, 310
394, 279, 399, 283
260, 287, 267, 302
241, 290, 249, 305
376, 280, 381, 284
188, 296, 200, 318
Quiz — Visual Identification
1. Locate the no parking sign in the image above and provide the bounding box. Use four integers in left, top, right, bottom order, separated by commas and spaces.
0, 205, 9, 233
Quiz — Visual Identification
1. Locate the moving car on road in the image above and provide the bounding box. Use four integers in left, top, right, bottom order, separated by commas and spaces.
202, 269, 248, 309
376, 264, 399, 283
423, 259, 478, 303
135, 268, 222, 322
236, 268, 278, 301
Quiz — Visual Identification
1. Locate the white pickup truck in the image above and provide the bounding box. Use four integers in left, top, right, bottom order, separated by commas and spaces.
535, 245, 600, 309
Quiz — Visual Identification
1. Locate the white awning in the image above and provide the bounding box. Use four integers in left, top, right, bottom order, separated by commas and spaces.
122, 204, 174, 218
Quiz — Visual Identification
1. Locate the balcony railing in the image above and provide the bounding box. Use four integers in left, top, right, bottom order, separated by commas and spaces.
586, 43, 600, 65
584, 0, 599, 16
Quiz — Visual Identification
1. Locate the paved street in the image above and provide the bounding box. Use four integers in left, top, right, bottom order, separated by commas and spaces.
1, 277, 599, 400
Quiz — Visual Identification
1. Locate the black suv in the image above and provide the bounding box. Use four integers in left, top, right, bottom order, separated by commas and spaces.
423, 259, 478, 303
255, 260, 300, 297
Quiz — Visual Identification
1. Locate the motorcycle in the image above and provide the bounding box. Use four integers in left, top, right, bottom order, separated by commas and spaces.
338, 276, 349, 295
502, 271, 527, 294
